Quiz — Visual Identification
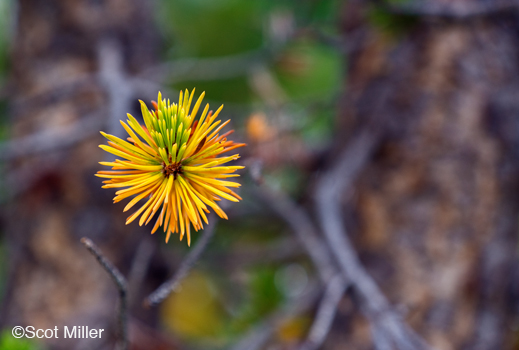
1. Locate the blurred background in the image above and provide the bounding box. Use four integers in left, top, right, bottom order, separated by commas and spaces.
1, 0, 519, 349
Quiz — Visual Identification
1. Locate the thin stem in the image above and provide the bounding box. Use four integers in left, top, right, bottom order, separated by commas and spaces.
144, 217, 217, 307
251, 163, 352, 350
314, 131, 435, 350
0, 111, 104, 161
138, 48, 270, 84
298, 275, 347, 350
253, 183, 337, 283
81, 238, 128, 350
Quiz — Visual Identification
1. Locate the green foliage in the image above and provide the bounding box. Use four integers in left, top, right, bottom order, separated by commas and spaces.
155, 0, 342, 147
300, 101, 337, 148
0, 0, 11, 157
216, 215, 285, 248
265, 166, 306, 198
367, 5, 419, 37
275, 41, 341, 102
306, 0, 341, 26
248, 267, 284, 315
0, 0, 12, 79
161, 271, 226, 342
174, 77, 253, 105
0, 330, 43, 350
229, 266, 284, 333
260, 0, 341, 32
156, 0, 264, 58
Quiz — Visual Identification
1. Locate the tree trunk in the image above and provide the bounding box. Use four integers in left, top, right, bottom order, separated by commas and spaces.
1, 0, 158, 349
338, 2, 519, 349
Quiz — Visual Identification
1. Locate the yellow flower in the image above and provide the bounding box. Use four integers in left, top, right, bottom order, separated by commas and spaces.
96, 90, 245, 246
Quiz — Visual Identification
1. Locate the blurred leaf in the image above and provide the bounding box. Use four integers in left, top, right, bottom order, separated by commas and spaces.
259, 0, 341, 32
275, 41, 341, 102
229, 217, 284, 245
265, 166, 306, 198
367, 6, 419, 37
300, 101, 336, 148
230, 266, 284, 333
306, 0, 341, 25
161, 271, 226, 341
0, 0, 12, 79
173, 77, 253, 105
276, 316, 311, 343
156, 0, 264, 58
0, 330, 43, 350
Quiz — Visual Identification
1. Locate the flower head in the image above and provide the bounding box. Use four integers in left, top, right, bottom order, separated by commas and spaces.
97, 90, 245, 245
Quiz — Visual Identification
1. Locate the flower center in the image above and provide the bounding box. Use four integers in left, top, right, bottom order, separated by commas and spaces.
163, 162, 183, 179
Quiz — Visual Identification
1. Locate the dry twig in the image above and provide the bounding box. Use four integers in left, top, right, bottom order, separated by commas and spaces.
80, 237, 128, 350
0, 111, 104, 161
139, 48, 270, 84
252, 163, 349, 350
314, 130, 434, 350
253, 125, 434, 349
298, 275, 347, 350
252, 184, 336, 284
388, 1, 519, 19
144, 216, 218, 307
97, 38, 133, 138
9, 76, 98, 118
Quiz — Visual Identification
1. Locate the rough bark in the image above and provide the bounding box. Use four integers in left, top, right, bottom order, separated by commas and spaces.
1, 0, 160, 349
337, 2, 519, 349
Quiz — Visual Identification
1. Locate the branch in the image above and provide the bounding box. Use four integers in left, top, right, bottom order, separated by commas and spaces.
9, 76, 98, 117
251, 163, 352, 350
314, 130, 434, 350
0, 39, 132, 163
97, 38, 134, 138
252, 186, 336, 283
298, 275, 347, 350
0, 111, 104, 161
0, 37, 138, 162
144, 217, 217, 307
138, 48, 270, 84
81, 238, 128, 350
386, 0, 519, 20
371, 323, 396, 350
